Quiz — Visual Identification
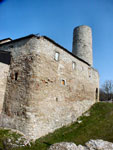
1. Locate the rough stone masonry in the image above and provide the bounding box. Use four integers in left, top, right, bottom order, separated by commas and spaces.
0, 25, 99, 139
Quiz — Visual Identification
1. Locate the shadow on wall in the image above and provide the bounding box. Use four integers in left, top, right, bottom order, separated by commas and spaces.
0, 50, 11, 65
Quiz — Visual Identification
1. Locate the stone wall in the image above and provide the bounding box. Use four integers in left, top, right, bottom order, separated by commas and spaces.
72, 25, 92, 66
0, 36, 99, 139
0, 50, 10, 113
0, 38, 36, 137
25, 37, 99, 139
0, 62, 9, 113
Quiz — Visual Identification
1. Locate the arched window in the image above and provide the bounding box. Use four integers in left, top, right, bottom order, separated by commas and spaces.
61, 79, 66, 85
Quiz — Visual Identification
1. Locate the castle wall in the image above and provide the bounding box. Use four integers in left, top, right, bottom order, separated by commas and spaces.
25, 37, 99, 139
0, 63, 9, 113
0, 36, 99, 139
0, 38, 35, 136
0, 51, 10, 113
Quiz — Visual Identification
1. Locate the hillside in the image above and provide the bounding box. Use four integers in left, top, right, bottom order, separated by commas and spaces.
0, 102, 113, 150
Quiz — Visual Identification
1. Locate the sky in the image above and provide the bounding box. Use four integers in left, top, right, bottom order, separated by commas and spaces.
0, 0, 113, 86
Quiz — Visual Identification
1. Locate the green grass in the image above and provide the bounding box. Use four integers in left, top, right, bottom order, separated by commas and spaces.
1, 102, 113, 150
0, 128, 22, 149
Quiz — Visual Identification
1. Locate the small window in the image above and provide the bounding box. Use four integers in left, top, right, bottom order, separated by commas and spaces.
61, 79, 66, 85
54, 52, 60, 61
96, 88, 98, 100
72, 62, 76, 70
15, 72, 18, 81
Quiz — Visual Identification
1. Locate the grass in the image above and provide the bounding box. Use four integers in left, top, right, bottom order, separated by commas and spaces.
0, 128, 22, 149
1, 102, 113, 150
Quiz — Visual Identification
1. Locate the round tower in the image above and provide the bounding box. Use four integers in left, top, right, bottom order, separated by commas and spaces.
72, 25, 93, 66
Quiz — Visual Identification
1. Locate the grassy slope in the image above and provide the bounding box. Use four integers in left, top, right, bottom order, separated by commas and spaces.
0, 128, 22, 149
1, 102, 113, 150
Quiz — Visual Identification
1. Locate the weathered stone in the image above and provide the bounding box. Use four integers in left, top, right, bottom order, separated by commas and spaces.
72, 25, 92, 66
0, 62, 9, 113
49, 142, 78, 150
0, 26, 99, 140
86, 139, 113, 150
48, 142, 88, 150
49, 140, 113, 150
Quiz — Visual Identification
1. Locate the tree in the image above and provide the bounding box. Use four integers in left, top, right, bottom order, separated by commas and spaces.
100, 80, 113, 101
99, 88, 106, 101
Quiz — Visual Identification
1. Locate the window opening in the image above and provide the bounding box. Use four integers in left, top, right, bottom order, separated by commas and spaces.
96, 88, 98, 100
72, 62, 76, 70
55, 52, 60, 61
61, 79, 66, 85
56, 97, 58, 102
15, 72, 18, 81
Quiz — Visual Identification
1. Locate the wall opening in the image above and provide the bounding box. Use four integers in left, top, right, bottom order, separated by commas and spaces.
61, 79, 66, 85
56, 97, 58, 102
96, 88, 98, 100
54, 52, 60, 61
72, 61, 76, 70
0, 50, 11, 65
15, 72, 18, 81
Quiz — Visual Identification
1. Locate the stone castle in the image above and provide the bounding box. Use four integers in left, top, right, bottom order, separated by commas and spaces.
0, 25, 99, 139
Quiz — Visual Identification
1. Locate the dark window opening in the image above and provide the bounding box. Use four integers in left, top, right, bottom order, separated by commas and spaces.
15, 72, 18, 81
0, 51, 11, 65
96, 88, 98, 100
56, 97, 58, 102
61, 79, 66, 85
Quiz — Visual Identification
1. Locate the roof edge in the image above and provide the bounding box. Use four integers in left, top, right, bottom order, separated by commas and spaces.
0, 34, 36, 46
0, 38, 12, 42
0, 34, 92, 66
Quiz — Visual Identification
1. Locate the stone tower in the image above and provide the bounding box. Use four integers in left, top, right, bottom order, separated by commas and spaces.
72, 25, 93, 66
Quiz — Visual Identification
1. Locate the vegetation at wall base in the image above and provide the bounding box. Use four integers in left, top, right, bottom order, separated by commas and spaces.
0, 102, 113, 150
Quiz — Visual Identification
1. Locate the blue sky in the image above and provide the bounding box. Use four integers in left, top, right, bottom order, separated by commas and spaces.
0, 0, 113, 86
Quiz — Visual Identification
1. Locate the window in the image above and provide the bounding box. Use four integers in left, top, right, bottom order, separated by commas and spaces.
15, 72, 18, 81
72, 62, 76, 70
96, 88, 98, 100
54, 52, 60, 61
56, 97, 58, 102
61, 79, 66, 85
